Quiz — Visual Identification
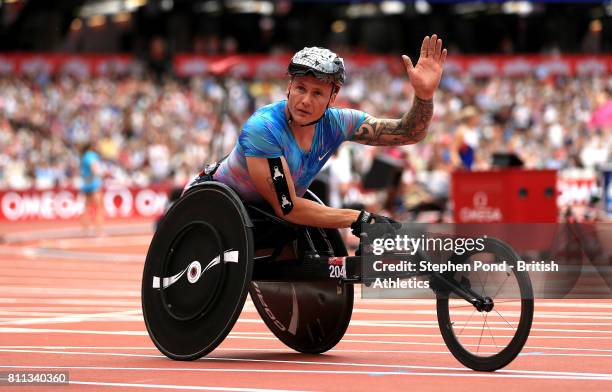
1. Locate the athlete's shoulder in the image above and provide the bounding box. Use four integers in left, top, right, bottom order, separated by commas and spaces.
326, 106, 366, 120
325, 106, 367, 139
239, 101, 286, 157
245, 101, 286, 128
83, 150, 100, 162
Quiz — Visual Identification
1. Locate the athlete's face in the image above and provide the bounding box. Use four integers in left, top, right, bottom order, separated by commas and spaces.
286, 75, 337, 125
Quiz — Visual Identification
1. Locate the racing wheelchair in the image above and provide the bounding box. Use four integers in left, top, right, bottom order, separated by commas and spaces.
142, 182, 534, 372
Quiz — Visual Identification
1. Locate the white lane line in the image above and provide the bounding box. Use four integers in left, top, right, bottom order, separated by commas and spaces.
0, 310, 139, 317
4, 344, 612, 354
37, 235, 153, 249
7, 307, 612, 323
6, 300, 612, 322
0, 349, 161, 358
5, 306, 612, 327
0, 298, 139, 306
354, 310, 612, 321
5, 310, 612, 332
0, 265, 142, 275
0, 310, 141, 326
345, 320, 612, 334
0, 307, 138, 312
516, 353, 612, 357
1, 315, 606, 329
202, 357, 612, 379
0, 287, 140, 297
356, 311, 594, 319
1, 364, 611, 381
229, 348, 612, 357
70, 381, 307, 392
355, 300, 612, 309
0, 276, 140, 284
8, 344, 612, 353
226, 335, 612, 352
3, 327, 612, 341
0, 346, 160, 349
0, 327, 148, 335
357, 312, 612, 321
5, 308, 612, 326
39, 373, 612, 382
0, 246, 145, 262
4, 314, 612, 334
0, 317, 144, 324
0, 223, 151, 244
241, 338, 612, 353
353, 308, 612, 317
337, 336, 612, 346
241, 319, 612, 334
1, 292, 612, 315
4, 298, 612, 319
3, 347, 612, 358
3, 292, 612, 311
0, 346, 159, 349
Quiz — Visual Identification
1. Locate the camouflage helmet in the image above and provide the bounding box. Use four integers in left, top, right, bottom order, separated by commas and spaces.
288, 47, 345, 86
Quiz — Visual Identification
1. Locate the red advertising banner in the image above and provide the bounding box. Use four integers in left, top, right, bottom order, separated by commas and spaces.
452, 169, 558, 224
0, 185, 172, 221
0, 53, 610, 78
175, 54, 612, 78
0, 53, 134, 77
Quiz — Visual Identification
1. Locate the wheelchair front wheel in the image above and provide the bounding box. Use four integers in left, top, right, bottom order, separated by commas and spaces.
436, 237, 534, 371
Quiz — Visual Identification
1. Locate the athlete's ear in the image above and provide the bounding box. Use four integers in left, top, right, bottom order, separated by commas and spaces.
286, 79, 293, 99
329, 85, 340, 105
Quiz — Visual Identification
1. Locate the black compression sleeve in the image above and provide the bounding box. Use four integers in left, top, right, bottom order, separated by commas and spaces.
267, 157, 294, 215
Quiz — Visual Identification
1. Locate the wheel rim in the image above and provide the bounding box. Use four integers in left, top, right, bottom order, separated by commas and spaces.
446, 258, 527, 357
437, 239, 534, 370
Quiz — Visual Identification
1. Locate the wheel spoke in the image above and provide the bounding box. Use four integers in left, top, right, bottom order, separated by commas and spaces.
484, 316, 498, 348
449, 303, 482, 309
477, 312, 487, 353
493, 299, 522, 304
491, 274, 511, 299
457, 307, 477, 336
481, 269, 490, 297
494, 308, 516, 329
474, 267, 485, 293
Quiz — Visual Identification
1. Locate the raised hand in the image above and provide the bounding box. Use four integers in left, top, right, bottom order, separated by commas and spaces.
402, 34, 447, 101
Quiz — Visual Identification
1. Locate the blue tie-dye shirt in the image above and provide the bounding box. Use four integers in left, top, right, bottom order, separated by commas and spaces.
214, 100, 366, 202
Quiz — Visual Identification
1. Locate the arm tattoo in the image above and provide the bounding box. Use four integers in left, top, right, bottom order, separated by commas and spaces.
352, 97, 433, 146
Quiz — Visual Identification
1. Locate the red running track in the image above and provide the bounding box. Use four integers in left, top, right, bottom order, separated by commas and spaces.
1, 220, 611, 391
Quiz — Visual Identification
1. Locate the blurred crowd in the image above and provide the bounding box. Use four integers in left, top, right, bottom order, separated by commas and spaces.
0, 65, 610, 217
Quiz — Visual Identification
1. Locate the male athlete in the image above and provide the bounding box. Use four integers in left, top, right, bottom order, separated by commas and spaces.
79, 142, 104, 236
196, 35, 446, 235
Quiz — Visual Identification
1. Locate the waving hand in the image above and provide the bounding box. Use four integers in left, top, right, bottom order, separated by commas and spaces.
402, 34, 447, 101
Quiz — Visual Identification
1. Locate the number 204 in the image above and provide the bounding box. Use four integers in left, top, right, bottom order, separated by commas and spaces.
328, 265, 345, 279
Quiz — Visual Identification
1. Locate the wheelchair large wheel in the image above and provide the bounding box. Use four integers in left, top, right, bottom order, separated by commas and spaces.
141, 183, 254, 360
436, 237, 534, 371
250, 226, 354, 354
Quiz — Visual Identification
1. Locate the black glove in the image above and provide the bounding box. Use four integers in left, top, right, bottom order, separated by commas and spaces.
350, 210, 401, 238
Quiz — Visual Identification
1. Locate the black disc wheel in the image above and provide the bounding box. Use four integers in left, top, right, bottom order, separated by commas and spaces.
141, 183, 254, 360
436, 237, 534, 371
250, 225, 353, 354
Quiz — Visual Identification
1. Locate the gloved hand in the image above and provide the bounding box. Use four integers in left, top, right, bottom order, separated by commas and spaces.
350, 210, 401, 238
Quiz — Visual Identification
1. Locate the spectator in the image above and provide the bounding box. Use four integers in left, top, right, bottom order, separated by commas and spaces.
451, 106, 481, 170
0, 69, 609, 224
